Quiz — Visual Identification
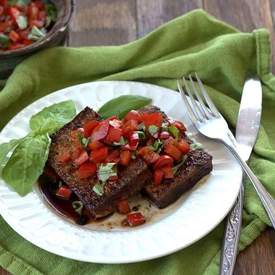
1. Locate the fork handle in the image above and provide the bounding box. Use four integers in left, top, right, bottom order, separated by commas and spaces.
225, 144, 275, 228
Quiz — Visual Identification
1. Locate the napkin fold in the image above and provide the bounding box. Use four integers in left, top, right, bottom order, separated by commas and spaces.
1, 9, 275, 275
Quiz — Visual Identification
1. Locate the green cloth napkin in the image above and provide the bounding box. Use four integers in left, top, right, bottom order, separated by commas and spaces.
1, 9, 275, 275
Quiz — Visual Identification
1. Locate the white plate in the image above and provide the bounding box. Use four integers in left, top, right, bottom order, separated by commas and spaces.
0, 81, 242, 263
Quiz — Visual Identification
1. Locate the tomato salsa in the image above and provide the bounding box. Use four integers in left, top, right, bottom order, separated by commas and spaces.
0, 0, 57, 51
44, 109, 191, 227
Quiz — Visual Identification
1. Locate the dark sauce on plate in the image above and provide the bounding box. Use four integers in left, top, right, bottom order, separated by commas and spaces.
38, 171, 112, 225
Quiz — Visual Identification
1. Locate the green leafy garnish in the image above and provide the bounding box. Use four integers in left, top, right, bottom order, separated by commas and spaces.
136, 131, 145, 139
45, 3, 57, 27
2, 134, 51, 196
93, 183, 104, 196
137, 122, 146, 131
172, 156, 187, 175
148, 125, 159, 137
16, 15, 28, 30
161, 122, 169, 131
28, 26, 46, 41
113, 136, 126, 146
0, 101, 76, 196
0, 34, 9, 49
190, 142, 203, 150
168, 125, 180, 139
98, 163, 117, 183
98, 95, 152, 119
72, 201, 84, 215
152, 139, 163, 153
30, 100, 76, 134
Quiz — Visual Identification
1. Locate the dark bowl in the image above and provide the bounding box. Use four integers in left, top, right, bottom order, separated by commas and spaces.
0, 0, 75, 79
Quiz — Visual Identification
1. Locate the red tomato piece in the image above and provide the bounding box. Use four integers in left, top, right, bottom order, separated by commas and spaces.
8, 30, 20, 42
164, 143, 182, 161
38, 10, 46, 20
154, 155, 174, 169
109, 118, 122, 128
90, 146, 108, 163
105, 127, 122, 143
56, 186, 72, 200
124, 110, 141, 122
88, 140, 104, 150
159, 131, 170, 139
161, 165, 174, 179
91, 120, 109, 141
28, 2, 39, 20
8, 43, 25, 50
120, 150, 131, 166
140, 112, 163, 127
57, 152, 71, 163
34, 0, 45, 10
0, 6, 4, 16
173, 120, 186, 132
127, 212, 145, 227
128, 132, 139, 150
122, 119, 138, 135
22, 39, 32, 45
29, 19, 44, 28
77, 162, 97, 179
178, 139, 190, 154
138, 146, 160, 164
105, 150, 120, 163
117, 199, 130, 214
154, 169, 164, 185
74, 151, 89, 166
9, 7, 20, 21
83, 120, 99, 137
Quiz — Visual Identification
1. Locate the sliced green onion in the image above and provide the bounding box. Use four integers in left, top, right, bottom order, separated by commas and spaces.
16, 15, 28, 30
92, 183, 104, 196
72, 201, 84, 215
168, 125, 180, 139
148, 125, 159, 136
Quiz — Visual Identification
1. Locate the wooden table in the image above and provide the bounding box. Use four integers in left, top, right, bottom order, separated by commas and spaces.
1, 1, 275, 274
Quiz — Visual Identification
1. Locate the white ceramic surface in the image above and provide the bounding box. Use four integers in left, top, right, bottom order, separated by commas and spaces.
0, 81, 242, 263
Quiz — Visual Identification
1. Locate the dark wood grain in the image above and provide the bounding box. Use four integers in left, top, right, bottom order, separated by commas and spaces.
1, 1, 275, 274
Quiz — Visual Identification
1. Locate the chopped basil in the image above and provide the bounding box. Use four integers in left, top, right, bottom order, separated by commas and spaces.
0, 34, 9, 49
152, 139, 163, 153
93, 182, 104, 196
148, 125, 159, 137
168, 125, 180, 139
72, 201, 83, 215
28, 26, 46, 41
16, 15, 28, 30
136, 131, 145, 139
98, 163, 117, 183
137, 122, 146, 131
190, 142, 203, 150
113, 136, 126, 146
172, 156, 187, 175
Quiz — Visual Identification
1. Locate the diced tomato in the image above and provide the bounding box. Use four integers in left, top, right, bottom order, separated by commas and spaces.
105, 150, 120, 163
29, 19, 44, 28
38, 10, 46, 20
173, 120, 186, 132
127, 212, 145, 227
71, 147, 83, 160
8, 30, 20, 42
138, 146, 160, 164
178, 139, 190, 154
154, 169, 164, 185
120, 150, 131, 166
22, 39, 32, 45
8, 7, 20, 21
117, 199, 130, 214
74, 151, 89, 166
57, 152, 71, 163
140, 112, 163, 127
154, 155, 174, 169
105, 127, 122, 143
83, 120, 99, 137
34, 1, 45, 10
122, 119, 138, 135
0, 20, 14, 32
88, 140, 104, 150
164, 143, 182, 161
161, 165, 174, 179
91, 120, 109, 141
159, 131, 170, 139
56, 186, 72, 200
77, 162, 97, 179
0, 6, 4, 16
28, 2, 39, 20
109, 118, 122, 128
128, 132, 139, 149
8, 43, 24, 50
19, 29, 28, 39
124, 110, 141, 122
90, 146, 108, 163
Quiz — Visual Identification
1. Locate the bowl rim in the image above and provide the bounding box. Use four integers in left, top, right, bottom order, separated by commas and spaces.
0, 0, 75, 57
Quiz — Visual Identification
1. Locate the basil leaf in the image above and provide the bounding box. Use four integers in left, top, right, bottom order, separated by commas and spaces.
2, 134, 51, 196
28, 26, 46, 41
98, 163, 117, 183
0, 34, 9, 49
16, 15, 28, 30
29, 100, 76, 134
93, 183, 104, 196
168, 125, 180, 139
0, 139, 22, 176
98, 95, 152, 119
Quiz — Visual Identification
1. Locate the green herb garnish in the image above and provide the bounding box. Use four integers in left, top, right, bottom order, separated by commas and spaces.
113, 136, 126, 146
137, 122, 146, 131
148, 125, 159, 137
172, 156, 187, 175
152, 139, 163, 153
93, 183, 104, 196
72, 201, 84, 215
190, 142, 203, 150
136, 131, 145, 139
98, 163, 117, 183
168, 125, 180, 139
16, 15, 28, 30
0, 34, 9, 49
28, 26, 46, 41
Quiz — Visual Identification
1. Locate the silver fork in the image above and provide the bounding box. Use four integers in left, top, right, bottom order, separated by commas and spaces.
177, 73, 275, 228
